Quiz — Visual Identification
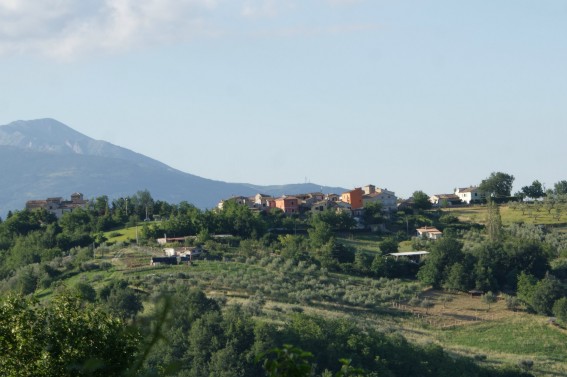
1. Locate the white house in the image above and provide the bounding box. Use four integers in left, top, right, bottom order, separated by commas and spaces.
455, 186, 484, 204
362, 185, 397, 211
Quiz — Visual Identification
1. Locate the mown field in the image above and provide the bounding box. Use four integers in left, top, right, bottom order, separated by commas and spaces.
443, 204, 567, 231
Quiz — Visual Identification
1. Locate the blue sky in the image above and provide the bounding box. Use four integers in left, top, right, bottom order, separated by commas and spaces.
1, 0, 566, 198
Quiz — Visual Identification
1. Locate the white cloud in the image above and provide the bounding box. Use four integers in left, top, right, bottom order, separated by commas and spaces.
0, 0, 372, 59
0, 0, 220, 59
241, 0, 281, 18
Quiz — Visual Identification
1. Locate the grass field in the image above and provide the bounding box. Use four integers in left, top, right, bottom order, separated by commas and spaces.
337, 234, 381, 254
383, 288, 567, 377
442, 205, 567, 231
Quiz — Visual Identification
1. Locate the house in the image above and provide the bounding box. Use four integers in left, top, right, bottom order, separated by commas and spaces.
416, 226, 443, 240
341, 188, 364, 209
455, 186, 484, 204
217, 195, 253, 210
362, 185, 397, 212
310, 199, 338, 213
397, 198, 414, 210
253, 193, 273, 210
429, 194, 462, 207
164, 246, 203, 259
326, 193, 340, 202
335, 201, 353, 214
157, 236, 187, 245
274, 196, 300, 214
25, 192, 88, 218
150, 256, 191, 266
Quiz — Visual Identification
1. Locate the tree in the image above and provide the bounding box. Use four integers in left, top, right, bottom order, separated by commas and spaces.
308, 216, 334, 249
378, 237, 398, 254
412, 191, 432, 211
554, 180, 567, 195
482, 291, 497, 311
362, 201, 384, 227
552, 297, 567, 324
479, 172, 515, 198
417, 236, 463, 288
521, 180, 545, 200
516, 272, 537, 307
0, 294, 140, 377
443, 263, 467, 292
531, 275, 563, 315
261, 344, 314, 377
99, 280, 143, 320
485, 200, 503, 243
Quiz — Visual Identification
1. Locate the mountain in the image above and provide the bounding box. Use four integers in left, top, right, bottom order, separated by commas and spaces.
0, 119, 346, 216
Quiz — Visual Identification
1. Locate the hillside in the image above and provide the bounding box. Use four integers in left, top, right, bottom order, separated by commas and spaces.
0, 119, 345, 216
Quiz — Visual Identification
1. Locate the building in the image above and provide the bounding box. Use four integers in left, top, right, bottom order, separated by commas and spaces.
217, 195, 253, 210
429, 194, 462, 207
455, 186, 484, 204
274, 196, 300, 214
416, 226, 443, 240
362, 185, 397, 212
388, 251, 429, 263
25, 192, 88, 218
164, 246, 203, 258
341, 187, 364, 209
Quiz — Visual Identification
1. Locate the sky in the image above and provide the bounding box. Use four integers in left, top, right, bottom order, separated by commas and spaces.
1, 0, 566, 199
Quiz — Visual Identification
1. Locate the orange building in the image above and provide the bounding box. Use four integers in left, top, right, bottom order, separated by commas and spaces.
341, 188, 364, 209
274, 196, 299, 214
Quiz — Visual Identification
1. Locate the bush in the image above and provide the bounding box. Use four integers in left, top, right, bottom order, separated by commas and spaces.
552, 297, 567, 324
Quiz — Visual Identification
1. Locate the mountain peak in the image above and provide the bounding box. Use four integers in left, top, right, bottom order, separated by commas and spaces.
0, 118, 93, 154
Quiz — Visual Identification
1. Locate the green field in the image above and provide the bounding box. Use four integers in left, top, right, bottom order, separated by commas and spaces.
443, 204, 567, 230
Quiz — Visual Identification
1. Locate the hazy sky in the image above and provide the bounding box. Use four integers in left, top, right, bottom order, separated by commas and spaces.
1, 0, 566, 198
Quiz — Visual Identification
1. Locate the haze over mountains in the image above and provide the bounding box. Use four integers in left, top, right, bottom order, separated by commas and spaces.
0, 119, 345, 217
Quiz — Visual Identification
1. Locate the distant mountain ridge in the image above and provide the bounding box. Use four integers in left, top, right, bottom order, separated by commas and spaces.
0, 119, 346, 216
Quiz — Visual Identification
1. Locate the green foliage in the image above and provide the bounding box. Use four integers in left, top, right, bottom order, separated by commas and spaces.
412, 190, 432, 211
0, 293, 140, 377
362, 201, 384, 226
315, 209, 357, 231
517, 272, 564, 315
443, 263, 468, 292
521, 180, 545, 200
552, 297, 567, 324
530, 275, 564, 315
417, 236, 463, 288
99, 280, 144, 320
482, 291, 497, 311
261, 344, 314, 377
378, 237, 398, 254
485, 200, 503, 243
554, 180, 567, 195
308, 215, 334, 249
479, 171, 515, 198
73, 282, 97, 302
516, 272, 537, 308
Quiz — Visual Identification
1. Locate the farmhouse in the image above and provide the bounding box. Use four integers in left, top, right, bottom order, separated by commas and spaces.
416, 226, 443, 240
429, 194, 462, 207
455, 186, 484, 204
